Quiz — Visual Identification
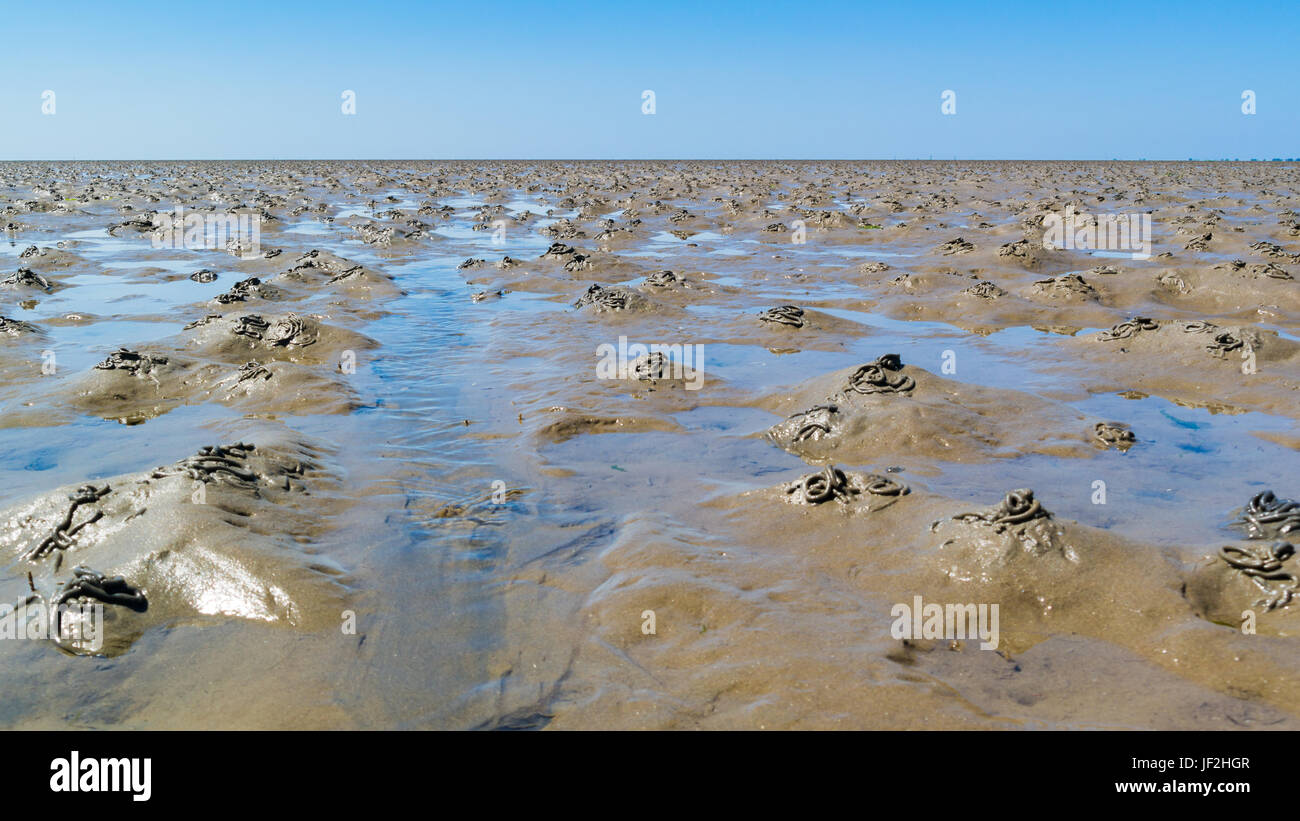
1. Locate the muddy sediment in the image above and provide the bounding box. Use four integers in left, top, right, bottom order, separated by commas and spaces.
1, 160, 1299, 729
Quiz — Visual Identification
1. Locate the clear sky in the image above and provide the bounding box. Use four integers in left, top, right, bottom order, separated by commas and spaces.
1, 0, 1295, 160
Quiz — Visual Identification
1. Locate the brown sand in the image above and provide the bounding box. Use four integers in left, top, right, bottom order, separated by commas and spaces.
0, 160, 1298, 729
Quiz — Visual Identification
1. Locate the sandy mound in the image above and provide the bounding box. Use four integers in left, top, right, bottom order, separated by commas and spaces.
0, 435, 351, 656
764, 353, 1093, 463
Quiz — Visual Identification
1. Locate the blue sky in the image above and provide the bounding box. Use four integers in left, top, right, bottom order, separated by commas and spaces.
0, 0, 1295, 160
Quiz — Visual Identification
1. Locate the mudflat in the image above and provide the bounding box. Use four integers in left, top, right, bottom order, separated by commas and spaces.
2, 160, 1299, 729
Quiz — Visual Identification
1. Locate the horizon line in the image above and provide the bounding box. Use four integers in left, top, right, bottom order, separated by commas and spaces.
0, 157, 1297, 164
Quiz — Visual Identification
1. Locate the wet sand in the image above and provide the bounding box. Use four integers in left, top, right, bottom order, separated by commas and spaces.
2, 160, 1300, 729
